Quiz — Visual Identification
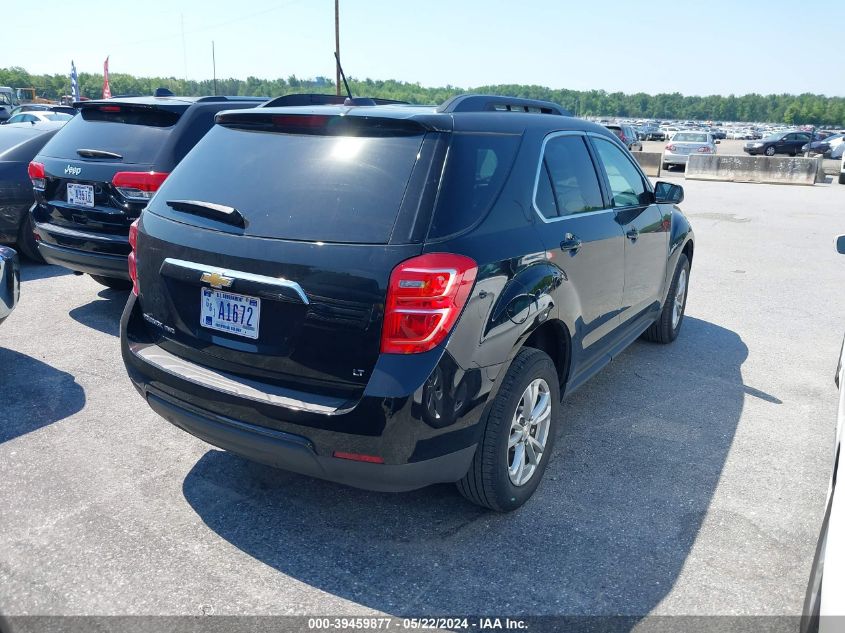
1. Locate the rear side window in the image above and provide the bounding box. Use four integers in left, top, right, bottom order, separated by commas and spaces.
37, 105, 187, 165
592, 137, 650, 208
427, 133, 520, 239
534, 135, 604, 219
149, 124, 426, 244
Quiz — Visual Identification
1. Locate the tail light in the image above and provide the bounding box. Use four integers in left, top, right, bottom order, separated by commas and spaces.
697, 146, 712, 153
28, 161, 46, 190
665, 144, 676, 152
128, 218, 139, 296
381, 253, 478, 354
112, 171, 169, 201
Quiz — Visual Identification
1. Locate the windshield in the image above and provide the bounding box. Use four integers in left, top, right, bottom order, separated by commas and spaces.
44, 113, 72, 121
0, 93, 11, 106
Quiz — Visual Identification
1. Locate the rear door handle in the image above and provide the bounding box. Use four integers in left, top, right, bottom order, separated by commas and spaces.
626, 228, 639, 241
560, 233, 582, 253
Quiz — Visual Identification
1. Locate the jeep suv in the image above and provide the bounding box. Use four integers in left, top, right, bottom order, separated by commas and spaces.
120, 94, 694, 511
29, 95, 266, 289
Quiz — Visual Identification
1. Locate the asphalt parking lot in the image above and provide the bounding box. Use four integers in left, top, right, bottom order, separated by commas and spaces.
0, 176, 843, 620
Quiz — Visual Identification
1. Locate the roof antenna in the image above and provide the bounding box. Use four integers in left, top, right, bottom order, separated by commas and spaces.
334, 51, 353, 102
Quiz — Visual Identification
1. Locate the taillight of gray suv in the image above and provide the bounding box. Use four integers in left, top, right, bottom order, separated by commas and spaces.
120, 94, 694, 511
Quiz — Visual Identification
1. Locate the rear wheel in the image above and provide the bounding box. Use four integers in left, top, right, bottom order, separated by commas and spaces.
839, 173, 845, 185
90, 275, 132, 291
642, 253, 690, 344
16, 214, 43, 263
457, 347, 560, 512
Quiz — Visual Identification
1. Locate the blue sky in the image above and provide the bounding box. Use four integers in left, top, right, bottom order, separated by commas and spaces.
6, 0, 843, 96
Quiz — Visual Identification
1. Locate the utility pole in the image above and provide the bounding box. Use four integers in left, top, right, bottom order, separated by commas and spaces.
181, 14, 188, 82
212, 41, 218, 96
335, 0, 340, 96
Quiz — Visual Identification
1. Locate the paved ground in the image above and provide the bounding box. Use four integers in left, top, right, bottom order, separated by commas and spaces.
0, 178, 843, 620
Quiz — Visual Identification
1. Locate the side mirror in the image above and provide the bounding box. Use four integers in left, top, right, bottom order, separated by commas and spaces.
654, 181, 684, 204
837, 235, 845, 255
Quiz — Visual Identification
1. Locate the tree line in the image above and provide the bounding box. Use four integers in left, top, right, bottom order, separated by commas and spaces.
2, 66, 843, 126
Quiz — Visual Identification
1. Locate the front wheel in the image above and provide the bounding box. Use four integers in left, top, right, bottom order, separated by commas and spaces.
90, 275, 132, 291
765, 146, 776, 156
457, 347, 560, 512
642, 253, 690, 344
838, 173, 845, 185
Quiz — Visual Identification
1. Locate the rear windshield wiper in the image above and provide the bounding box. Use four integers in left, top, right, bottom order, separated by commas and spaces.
165, 200, 246, 228
77, 148, 123, 159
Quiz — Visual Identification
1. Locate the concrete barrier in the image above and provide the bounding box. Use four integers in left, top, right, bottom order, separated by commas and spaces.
685, 154, 819, 185
633, 151, 661, 177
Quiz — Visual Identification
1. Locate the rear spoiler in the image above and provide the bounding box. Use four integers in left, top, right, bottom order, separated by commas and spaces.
261, 94, 409, 108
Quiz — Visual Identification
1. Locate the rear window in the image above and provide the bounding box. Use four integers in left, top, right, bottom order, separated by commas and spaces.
673, 132, 707, 142
148, 124, 426, 244
37, 104, 186, 165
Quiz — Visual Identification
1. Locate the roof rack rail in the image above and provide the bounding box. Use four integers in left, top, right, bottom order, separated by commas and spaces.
437, 94, 571, 116
262, 93, 409, 108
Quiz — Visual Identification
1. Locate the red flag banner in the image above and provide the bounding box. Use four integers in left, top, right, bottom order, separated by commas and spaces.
102, 56, 111, 99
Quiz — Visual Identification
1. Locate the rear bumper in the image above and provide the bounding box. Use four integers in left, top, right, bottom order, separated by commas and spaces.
120, 293, 485, 491
37, 241, 129, 279
663, 152, 691, 165
146, 389, 476, 492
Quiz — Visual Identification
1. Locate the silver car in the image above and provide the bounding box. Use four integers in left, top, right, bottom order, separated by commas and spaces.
662, 131, 717, 170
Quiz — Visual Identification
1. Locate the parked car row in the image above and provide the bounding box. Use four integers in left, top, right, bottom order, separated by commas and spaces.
4, 90, 697, 513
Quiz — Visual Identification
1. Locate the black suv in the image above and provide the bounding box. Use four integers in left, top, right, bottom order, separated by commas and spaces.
29, 95, 266, 289
120, 94, 694, 511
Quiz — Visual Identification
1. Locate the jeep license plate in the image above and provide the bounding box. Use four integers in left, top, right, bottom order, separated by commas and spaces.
67, 183, 95, 208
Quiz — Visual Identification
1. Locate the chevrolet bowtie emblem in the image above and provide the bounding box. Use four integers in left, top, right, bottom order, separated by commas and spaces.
200, 271, 234, 289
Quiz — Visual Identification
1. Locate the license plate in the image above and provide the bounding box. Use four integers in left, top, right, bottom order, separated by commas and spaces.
200, 288, 260, 339
67, 183, 95, 207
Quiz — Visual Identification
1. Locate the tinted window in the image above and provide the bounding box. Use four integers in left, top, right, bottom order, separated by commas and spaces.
592, 137, 650, 208
427, 133, 520, 239
534, 135, 604, 219
150, 124, 426, 244
38, 104, 188, 164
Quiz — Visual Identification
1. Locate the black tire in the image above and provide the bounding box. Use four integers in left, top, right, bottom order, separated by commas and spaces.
765, 146, 776, 157
90, 275, 132, 291
838, 173, 845, 185
457, 347, 560, 512
662, 162, 671, 171
16, 214, 44, 263
642, 253, 690, 344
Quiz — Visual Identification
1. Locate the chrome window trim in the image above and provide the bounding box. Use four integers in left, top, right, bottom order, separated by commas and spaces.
531, 131, 615, 224
162, 258, 309, 304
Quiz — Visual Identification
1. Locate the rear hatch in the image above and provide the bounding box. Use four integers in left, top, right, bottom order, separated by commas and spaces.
135, 110, 449, 398
34, 101, 190, 237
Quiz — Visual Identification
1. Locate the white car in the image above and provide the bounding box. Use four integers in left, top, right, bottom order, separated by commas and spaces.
662, 131, 717, 170
803, 235, 845, 632
1, 111, 73, 125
